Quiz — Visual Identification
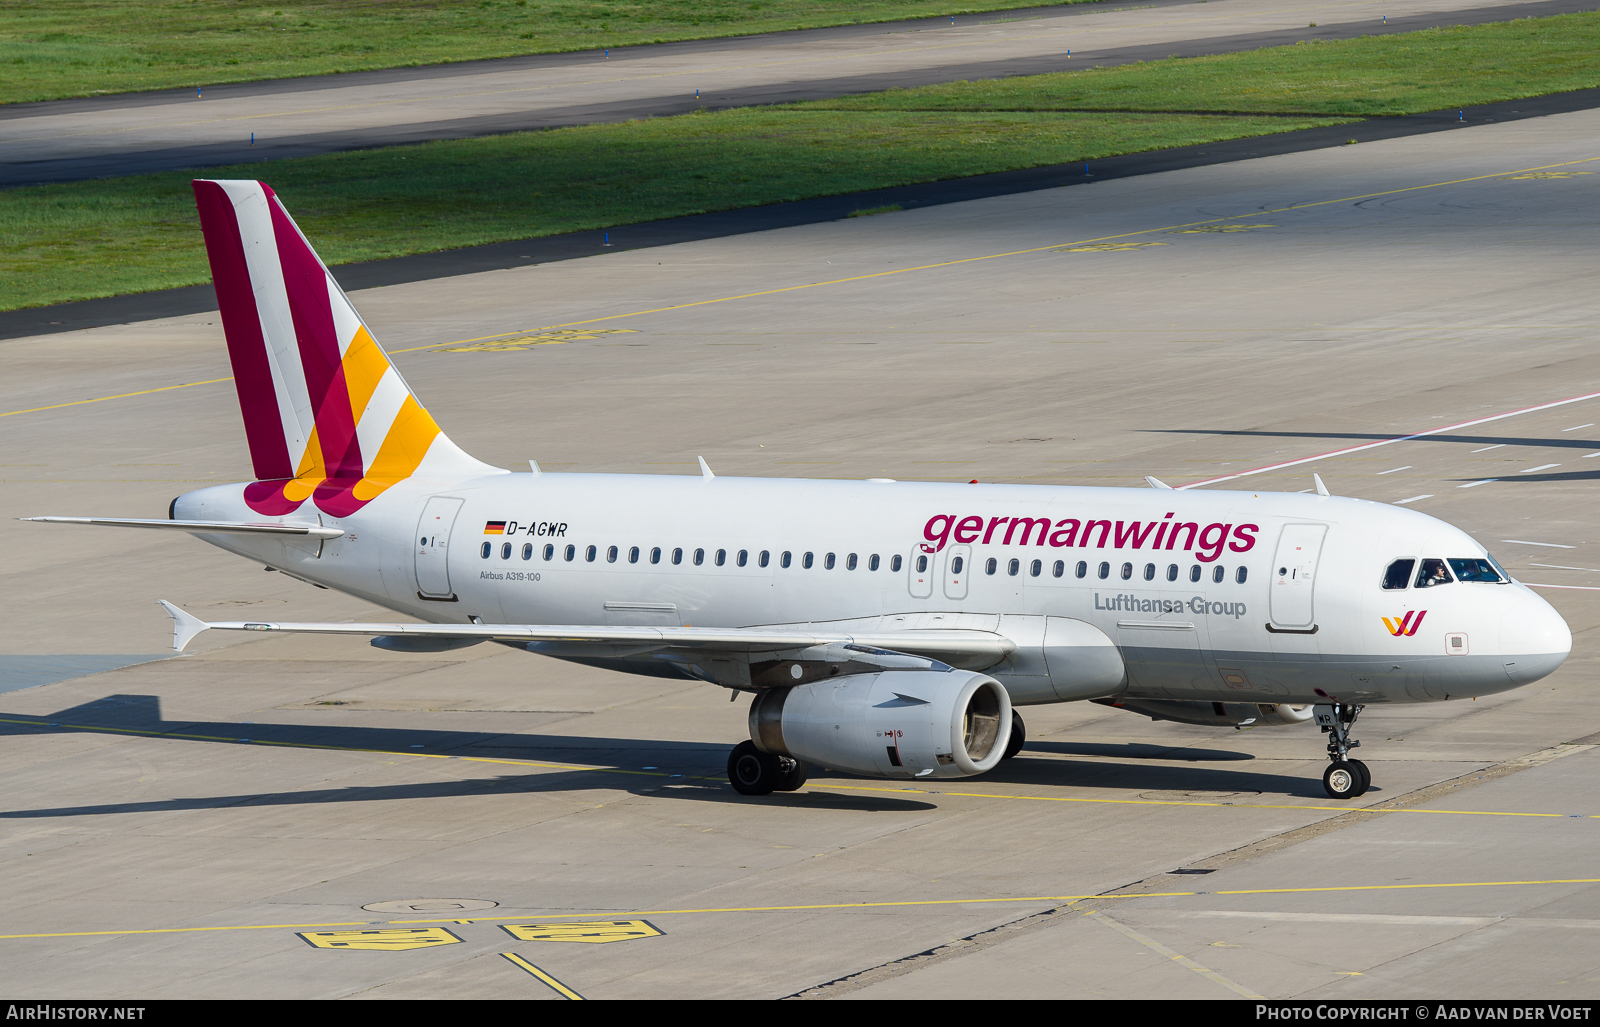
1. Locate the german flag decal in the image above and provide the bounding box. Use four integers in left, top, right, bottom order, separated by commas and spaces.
483, 521, 507, 535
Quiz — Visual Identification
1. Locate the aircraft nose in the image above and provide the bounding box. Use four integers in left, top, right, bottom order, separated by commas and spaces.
1499, 591, 1572, 686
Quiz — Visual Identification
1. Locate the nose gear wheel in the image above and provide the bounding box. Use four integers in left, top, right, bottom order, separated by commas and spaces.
1315, 702, 1370, 799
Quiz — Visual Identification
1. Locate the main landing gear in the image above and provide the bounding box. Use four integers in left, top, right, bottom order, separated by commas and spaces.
1315, 702, 1370, 800
1002, 710, 1026, 760
727, 740, 809, 796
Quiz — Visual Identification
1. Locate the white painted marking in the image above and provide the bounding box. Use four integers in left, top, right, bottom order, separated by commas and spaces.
1531, 563, 1600, 573
1501, 539, 1575, 548
1585, 452, 1600, 459
1395, 495, 1433, 505
1181, 390, 1600, 489
1458, 479, 1499, 488
1562, 424, 1595, 431
1521, 463, 1561, 473
1376, 466, 1412, 475
1471, 445, 1505, 453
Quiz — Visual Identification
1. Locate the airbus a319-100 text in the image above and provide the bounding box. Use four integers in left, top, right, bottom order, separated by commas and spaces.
27, 180, 1572, 801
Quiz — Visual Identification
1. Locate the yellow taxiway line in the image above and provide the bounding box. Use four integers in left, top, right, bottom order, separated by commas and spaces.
6, 877, 1600, 941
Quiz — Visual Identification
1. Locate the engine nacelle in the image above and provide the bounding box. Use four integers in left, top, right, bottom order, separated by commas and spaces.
1095, 697, 1312, 728
749, 670, 1011, 779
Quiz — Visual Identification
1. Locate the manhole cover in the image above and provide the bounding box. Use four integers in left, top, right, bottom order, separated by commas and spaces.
1137, 790, 1262, 802
362, 898, 499, 914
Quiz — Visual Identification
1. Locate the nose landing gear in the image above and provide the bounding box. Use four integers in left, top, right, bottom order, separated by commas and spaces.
1315, 702, 1370, 800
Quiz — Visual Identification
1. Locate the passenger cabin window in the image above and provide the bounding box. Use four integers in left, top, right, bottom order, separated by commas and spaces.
672, 548, 683, 565
1008, 558, 1020, 576
1212, 565, 1224, 583
544, 544, 555, 561
1236, 566, 1248, 584
870, 554, 880, 571
846, 553, 857, 571
1189, 565, 1202, 583
607, 545, 618, 563
694, 548, 705, 566
737, 549, 748, 567
522, 543, 533, 560
1415, 558, 1453, 588
1076, 561, 1088, 579
565, 544, 576, 562
1143, 563, 1155, 581
1053, 560, 1065, 578
1031, 559, 1042, 577
715, 549, 726, 567
891, 555, 903, 572
1120, 562, 1133, 580
759, 550, 770, 567
985, 558, 997, 575
1382, 558, 1414, 590
803, 552, 814, 569
824, 553, 835, 570
629, 546, 640, 564
1098, 562, 1110, 580
585, 545, 597, 562
650, 546, 661, 564
917, 554, 929, 573
480, 542, 492, 559
1167, 564, 1179, 582
501, 542, 512, 559
951, 556, 964, 574
1449, 558, 1505, 583
781, 551, 792, 568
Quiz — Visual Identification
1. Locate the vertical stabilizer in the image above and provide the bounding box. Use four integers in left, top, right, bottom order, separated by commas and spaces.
192, 179, 501, 517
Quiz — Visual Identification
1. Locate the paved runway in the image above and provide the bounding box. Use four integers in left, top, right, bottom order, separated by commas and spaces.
2, 0, 1586, 186
2, 106, 1599, 998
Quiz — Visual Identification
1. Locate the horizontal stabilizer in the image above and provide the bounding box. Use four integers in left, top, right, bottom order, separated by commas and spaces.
149, 609, 1016, 663
23, 517, 344, 539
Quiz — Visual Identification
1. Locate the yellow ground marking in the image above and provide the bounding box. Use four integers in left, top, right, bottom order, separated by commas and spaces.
299, 927, 460, 950
0, 378, 233, 419
440, 328, 638, 352
1055, 241, 1170, 252
1500, 171, 1594, 180
8, 879, 1600, 942
1165, 223, 1276, 233
1083, 907, 1264, 998
501, 952, 584, 999
502, 920, 663, 944
9, 156, 1599, 421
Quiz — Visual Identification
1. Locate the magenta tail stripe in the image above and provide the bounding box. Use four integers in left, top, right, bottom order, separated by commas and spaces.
264, 186, 365, 480
191, 181, 295, 482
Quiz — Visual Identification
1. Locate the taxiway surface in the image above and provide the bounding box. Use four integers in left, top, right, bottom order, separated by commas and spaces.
2, 106, 1599, 998
2, 0, 1587, 186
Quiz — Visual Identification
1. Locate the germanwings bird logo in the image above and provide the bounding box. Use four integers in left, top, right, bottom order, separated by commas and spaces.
1382, 611, 1427, 637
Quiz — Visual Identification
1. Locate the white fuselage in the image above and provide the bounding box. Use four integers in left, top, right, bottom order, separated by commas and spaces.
175, 472, 1572, 708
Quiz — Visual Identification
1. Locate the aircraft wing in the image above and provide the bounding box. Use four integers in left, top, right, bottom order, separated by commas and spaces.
157, 600, 1013, 665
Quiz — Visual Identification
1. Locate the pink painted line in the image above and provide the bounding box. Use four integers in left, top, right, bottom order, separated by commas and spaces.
1181, 390, 1600, 489
1524, 583, 1600, 591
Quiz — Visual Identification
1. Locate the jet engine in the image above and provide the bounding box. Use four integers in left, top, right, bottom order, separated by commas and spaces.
1094, 697, 1312, 728
748, 669, 1011, 779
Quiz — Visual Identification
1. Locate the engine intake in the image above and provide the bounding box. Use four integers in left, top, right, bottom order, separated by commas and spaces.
749, 670, 1011, 779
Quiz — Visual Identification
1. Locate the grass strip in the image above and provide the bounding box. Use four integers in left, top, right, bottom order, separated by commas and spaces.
8, 13, 1600, 311
809, 12, 1600, 117
1, 111, 1345, 311
0, 0, 1086, 105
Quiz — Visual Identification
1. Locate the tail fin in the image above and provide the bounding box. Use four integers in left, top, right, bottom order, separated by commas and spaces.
191, 179, 500, 518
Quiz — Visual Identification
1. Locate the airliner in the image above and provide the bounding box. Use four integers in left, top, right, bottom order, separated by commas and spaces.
27, 180, 1573, 801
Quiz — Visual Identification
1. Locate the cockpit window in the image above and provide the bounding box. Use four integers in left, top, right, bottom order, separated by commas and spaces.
1448, 558, 1506, 583
1382, 558, 1414, 590
1414, 558, 1453, 588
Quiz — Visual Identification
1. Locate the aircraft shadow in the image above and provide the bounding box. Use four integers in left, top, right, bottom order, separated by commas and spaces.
1147, 429, 1600, 451
2, 693, 1326, 813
